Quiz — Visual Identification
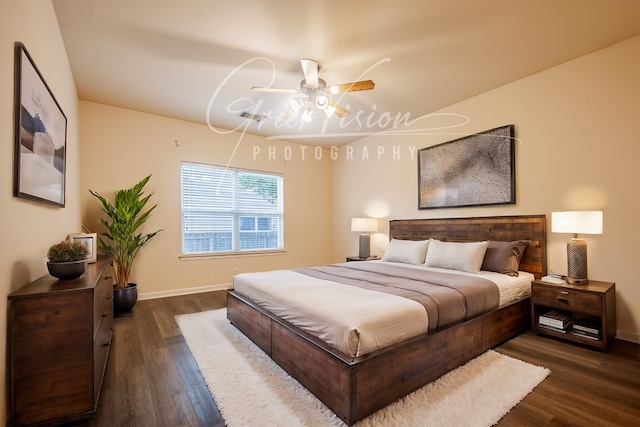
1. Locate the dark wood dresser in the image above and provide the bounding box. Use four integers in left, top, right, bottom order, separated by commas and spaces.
8, 256, 114, 426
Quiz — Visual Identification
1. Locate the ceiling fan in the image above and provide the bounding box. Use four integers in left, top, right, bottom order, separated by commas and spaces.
251, 59, 375, 120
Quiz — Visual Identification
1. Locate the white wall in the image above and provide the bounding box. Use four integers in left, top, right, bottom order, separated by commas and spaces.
0, 1, 81, 423
332, 36, 640, 343
79, 102, 333, 298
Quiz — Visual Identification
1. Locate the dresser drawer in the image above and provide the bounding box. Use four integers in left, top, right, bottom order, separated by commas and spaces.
93, 311, 113, 404
93, 264, 114, 336
532, 285, 602, 315
93, 264, 113, 407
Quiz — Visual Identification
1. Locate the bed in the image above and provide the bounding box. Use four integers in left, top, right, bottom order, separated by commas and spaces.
227, 215, 547, 425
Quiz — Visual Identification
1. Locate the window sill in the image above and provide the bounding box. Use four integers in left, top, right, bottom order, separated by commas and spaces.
178, 249, 286, 261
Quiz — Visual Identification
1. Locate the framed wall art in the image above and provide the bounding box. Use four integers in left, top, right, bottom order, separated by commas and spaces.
68, 233, 98, 263
418, 125, 515, 209
13, 42, 67, 207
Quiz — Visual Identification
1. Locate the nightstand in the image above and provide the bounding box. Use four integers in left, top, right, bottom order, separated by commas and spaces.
531, 279, 616, 350
346, 256, 379, 262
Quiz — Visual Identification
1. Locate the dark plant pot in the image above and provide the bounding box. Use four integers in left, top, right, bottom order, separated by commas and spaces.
47, 260, 87, 280
113, 283, 138, 318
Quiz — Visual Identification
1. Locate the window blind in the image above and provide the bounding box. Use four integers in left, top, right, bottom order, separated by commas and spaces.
181, 162, 283, 254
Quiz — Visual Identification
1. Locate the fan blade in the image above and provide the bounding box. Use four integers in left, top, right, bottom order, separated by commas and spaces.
251, 86, 300, 94
328, 99, 350, 118
300, 59, 319, 87
327, 80, 375, 94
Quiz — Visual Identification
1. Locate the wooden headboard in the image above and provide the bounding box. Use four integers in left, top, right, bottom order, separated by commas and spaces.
389, 215, 547, 279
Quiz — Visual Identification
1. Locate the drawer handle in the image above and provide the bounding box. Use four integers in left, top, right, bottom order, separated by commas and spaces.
104, 275, 113, 280
102, 341, 111, 348
557, 297, 569, 302
102, 313, 108, 318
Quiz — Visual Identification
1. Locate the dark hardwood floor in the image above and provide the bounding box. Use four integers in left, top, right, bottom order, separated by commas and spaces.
75, 291, 639, 426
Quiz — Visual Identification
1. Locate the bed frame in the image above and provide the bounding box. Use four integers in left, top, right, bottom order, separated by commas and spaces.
227, 215, 546, 425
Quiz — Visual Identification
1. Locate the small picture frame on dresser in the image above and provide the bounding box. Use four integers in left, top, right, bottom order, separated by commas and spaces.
68, 232, 98, 263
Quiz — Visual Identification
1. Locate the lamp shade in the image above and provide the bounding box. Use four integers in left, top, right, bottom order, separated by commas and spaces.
551, 211, 603, 235
351, 218, 378, 233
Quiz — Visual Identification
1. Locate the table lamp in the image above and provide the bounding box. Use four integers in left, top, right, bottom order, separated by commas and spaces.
551, 211, 603, 284
351, 218, 378, 259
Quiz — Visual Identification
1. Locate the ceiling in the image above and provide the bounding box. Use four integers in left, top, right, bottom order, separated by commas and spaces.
52, 0, 640, 146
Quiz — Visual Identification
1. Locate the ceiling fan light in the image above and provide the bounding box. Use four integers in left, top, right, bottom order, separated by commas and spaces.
315, 95, 329, 110
301, 108, 313, 122
290, 98, 304, 112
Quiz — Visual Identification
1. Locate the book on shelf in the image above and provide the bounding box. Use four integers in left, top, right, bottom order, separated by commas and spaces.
539, 317, 570, 329
571, 329, 602, 340
540, 310, 570, 322
573, 319, 601, 335
538, 310, 571, 330
537, 324, 569, 334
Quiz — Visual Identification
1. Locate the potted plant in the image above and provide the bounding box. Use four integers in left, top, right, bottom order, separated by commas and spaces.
47, 240, 89, 280
90, 174, 161, 317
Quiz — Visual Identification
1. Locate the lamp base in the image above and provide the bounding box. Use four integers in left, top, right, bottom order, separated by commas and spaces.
567, 238, 589, 285
358, 233, 371, 259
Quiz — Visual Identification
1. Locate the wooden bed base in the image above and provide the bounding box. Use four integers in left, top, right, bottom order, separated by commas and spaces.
227, 215, 547, 425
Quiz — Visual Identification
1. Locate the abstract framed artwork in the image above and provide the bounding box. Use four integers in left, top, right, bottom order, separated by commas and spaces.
68, 233, 98, 263
13, 42, 67, 207
418, 125, 515, 209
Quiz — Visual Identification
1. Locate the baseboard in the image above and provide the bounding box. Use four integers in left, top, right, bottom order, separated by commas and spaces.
616, 329, 640, 345
139, 283, 232, 301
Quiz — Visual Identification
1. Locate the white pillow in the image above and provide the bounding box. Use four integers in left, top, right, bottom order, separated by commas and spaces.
382, 239, 430, 265
424, 240, 489, 273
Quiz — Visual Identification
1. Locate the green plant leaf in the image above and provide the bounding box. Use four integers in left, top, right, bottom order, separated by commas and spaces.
89, 174, 161, 288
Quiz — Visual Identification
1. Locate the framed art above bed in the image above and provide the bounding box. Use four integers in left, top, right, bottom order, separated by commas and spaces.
418, 125, 515, 209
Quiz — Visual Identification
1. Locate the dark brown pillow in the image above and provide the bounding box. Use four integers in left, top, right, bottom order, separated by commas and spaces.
481, 240, 529, 276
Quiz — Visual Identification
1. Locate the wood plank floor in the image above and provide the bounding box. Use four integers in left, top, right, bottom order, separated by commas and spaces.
73, 291, 639, 426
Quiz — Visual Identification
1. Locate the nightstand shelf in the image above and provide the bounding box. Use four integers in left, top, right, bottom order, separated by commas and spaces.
531, 279, 616, 350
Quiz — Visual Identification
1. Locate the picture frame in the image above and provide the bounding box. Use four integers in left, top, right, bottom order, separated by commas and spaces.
68, 233, 98, 263
13, 42, 67, 207
418, 125, 515, 209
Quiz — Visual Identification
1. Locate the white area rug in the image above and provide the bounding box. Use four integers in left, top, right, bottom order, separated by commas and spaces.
176, 309, 550, 427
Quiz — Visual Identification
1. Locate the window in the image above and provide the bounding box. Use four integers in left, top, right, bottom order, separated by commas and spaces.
181, 162, 284, 255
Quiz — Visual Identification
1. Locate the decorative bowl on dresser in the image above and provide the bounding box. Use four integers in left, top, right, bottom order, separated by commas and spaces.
46, 259, 87, 280
8, 256, 114, 427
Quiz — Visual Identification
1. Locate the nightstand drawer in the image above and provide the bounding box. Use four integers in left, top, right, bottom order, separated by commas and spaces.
532, 286, 602, 315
